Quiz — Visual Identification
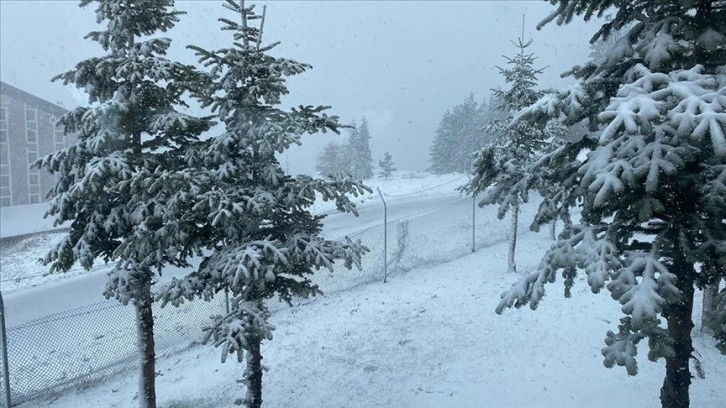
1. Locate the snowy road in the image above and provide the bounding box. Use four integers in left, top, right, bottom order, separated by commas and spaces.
3, 192, 464, 328
321, 192, 467, 238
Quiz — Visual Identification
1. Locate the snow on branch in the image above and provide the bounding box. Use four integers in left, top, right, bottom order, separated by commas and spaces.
496, 224, 617, 314
607, 251, 680, 330
600, 64, 726, 156
204, 300, 274, 364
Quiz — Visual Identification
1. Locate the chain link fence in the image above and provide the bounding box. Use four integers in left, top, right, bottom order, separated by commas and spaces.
1, 193, 540, 406
4, 295, 227, 405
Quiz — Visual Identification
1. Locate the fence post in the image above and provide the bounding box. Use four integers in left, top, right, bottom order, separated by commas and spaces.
377, 188, 388, 283
0, 291, 12, 408
471, 193, 476, 253
224, 287, 230, 314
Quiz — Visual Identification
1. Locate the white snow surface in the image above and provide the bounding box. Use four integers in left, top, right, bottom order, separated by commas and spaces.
4, 171, 723, 407
18, 231, 724, 408
311, 171, 469, 215
0, 202, 69, 239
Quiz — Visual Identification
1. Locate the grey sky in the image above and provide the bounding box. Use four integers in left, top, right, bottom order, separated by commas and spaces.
0, 1, 600, 174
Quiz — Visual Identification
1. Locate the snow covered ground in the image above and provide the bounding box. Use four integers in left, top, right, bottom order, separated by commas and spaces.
311, 171, 469, 215
17, 229, 724, 408
3, 171, 723, 407
0, 202, 69, 239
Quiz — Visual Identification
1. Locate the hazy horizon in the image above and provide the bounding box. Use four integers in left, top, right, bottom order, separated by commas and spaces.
1, 1, 602, 174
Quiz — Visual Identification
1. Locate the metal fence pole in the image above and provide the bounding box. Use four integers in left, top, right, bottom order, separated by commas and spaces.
471, 193, 476, 253
0, 291, 12, 408
377, 188, 388, 283
224, 287, 230, 314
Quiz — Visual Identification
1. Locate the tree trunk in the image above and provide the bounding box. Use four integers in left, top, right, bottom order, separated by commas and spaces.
245, 336, 263, 408
660, 265, 694, 408
136, 277, 157, 408
702, 283, 719, 334
128, 129, 156, 408
508, 204, 518, 273
549, 220, 556, 241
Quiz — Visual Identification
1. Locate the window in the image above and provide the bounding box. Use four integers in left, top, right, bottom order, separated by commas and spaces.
0, 164, 10, 187
0, 107, 7, 143
0, 159, 10, 205
50, 114, 65, 147
25, 105, 38, 143
26, 128, 37, 143
0, 107, 9, 176
54, 125, 64, 144
26, 131, 40, 202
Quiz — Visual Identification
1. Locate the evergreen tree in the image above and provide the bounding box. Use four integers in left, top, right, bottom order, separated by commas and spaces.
480, 93, 507, 147
349, 117, 374, 179
155, 2, 369, 407
38, 1, 211, 406
429, 93, 489, 174
462, 36, 554, 273
496, 2, 726, 407
429, 108, 457, 174
710, 284, 726, 353
316, 142, 350, 177
379, 151, 396, 179
702, 279, 723, 334
588, 23, 629, 66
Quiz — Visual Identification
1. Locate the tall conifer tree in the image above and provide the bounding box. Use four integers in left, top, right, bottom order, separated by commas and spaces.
379, 151, 396, 179
349, 117, 374, 179
429, 93, 489, 174
155, 2, 369, 407
463, 36, 554, 273
39, 1, 212, 406
316, 142, 350, 177
497, 2, 726, 407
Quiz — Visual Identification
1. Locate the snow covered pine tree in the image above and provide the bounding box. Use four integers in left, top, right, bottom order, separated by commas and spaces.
379, 151, 396, 179
316, 142, 351, 177
349, 117, 374, 179
37, 1, 211, 407
154, 2, 370, 407
462, 35, 556, 273
429, 93, 489, 174
496, 2, 726, 408
429, 108, 459, 174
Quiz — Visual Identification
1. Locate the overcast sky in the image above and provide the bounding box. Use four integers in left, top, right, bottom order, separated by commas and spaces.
0, 1, 602, 174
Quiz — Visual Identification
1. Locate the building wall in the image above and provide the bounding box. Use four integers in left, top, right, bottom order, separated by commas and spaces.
0, 85, 75, 207
0, 103, 10, 205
